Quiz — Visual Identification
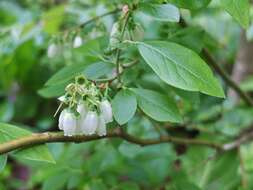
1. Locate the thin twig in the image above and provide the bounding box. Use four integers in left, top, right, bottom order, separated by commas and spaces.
94, 59, 138, 83
63, 9, 120, 34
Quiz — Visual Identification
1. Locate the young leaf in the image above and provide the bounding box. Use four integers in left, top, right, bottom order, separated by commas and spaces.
220, 0, 250, 29
139, 3, 180, 22
130, 88, 182, 123
0, 123, 55, 163
136, 41, 225, 98
168, 0, 211, 10
112, 89, 137, 125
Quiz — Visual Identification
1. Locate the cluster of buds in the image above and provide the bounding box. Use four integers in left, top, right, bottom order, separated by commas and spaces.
57, 75, 112, 136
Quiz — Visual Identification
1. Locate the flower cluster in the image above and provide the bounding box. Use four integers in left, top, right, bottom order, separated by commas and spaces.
57, 76, 112, 136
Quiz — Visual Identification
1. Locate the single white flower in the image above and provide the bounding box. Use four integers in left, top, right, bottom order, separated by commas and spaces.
77, 103, 87, 118
76, 103, 88, 134
96, 115, 106, 136
73, 36, 82, 48
81, 111, 98, 135
47, 43, 58, 58
58, 109, 66, 130
62, 111, 77, 136
100, 100, 113, 123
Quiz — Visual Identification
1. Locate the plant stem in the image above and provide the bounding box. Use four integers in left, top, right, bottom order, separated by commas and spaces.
115, 11, 131, 83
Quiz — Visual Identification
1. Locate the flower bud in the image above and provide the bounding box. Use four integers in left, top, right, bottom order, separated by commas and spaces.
62, 111, 77, 136
96, 115, 106, 136
100, 100, 113, 123
73, 36, 82, 48
47, 43, 58, 58
122, 5, 129, 14
109, 22, 121, 49
81, 111, 98, 135
58, 109, 66, 130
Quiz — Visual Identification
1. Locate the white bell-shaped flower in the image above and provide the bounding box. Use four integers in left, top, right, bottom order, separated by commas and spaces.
77, 103, 87, 118
47, 43, 58, 58
76, 103, 88, 134
100, 100, 113, 123
96, 115, 106, 136
73, 36, 82, 48
81, 111, 98, 135
62, 111, 77, 136
58, 109, 67, 130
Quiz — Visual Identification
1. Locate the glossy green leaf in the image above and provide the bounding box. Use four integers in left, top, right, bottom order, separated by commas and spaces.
139, 3, 180, 22
220, 0, 250, 28
112, 89, 137, 125
168, 0, 211, 10
130, 88, 182, 123
136, 41, 225, 98
0, 123, 55, 163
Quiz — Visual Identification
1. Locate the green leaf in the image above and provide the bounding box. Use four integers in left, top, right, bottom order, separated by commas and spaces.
136, 41, 225, 98
201, 151, 240, 189
83, 62, 114, 80
168, 0, 211, 10
168, 26, 205, 53
0, 123, 55, 163
45, 62, 91, 86
112, 89, 137, 125
38, 82, 67, 98
139, 3, 180, 22
0, 155, 7, 172
220, 0, 250, 29
130, 88, 182, 123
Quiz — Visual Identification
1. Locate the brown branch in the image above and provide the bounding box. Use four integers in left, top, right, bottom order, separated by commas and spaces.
0, 129, 222, 155
223, 128, 253, 150
1, 126, 253, 155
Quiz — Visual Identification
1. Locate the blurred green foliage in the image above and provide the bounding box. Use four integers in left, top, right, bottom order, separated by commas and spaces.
0, 0, 253, 189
